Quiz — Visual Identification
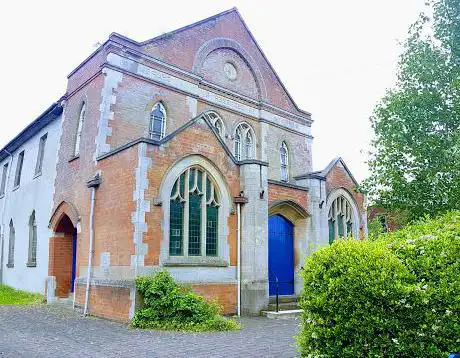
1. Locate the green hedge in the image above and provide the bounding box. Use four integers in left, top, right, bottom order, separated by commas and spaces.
298, 211, 460, 357
131, 271, 240, 332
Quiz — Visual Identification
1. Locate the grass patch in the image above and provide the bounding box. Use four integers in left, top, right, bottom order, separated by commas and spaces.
0, 285, 44, 305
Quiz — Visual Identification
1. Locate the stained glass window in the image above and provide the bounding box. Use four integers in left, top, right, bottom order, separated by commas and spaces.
328, 195, 355, 243
234, 123, 255, 160
74, 102, 86, 155
150, 102, 166, 140
280, 142, 289, 182
169, 167, 220, 258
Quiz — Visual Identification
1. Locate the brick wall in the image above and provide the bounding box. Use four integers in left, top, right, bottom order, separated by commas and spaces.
191, 284, 237, 315
75, 284, 131, 322
144, 118, 240, 266
141, 11, 301, 114
268, 183, 309, 211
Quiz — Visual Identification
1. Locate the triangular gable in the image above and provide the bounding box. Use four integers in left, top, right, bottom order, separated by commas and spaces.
136, 8, 308, 116
320, 157, 359, 187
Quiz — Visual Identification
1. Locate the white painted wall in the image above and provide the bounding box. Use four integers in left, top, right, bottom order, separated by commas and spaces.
0, 116, 61, 293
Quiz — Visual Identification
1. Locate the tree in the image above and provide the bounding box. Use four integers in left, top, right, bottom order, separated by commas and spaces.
363, 0, 460, 221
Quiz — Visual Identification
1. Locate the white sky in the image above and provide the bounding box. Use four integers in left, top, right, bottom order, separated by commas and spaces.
0, 0, 426, 181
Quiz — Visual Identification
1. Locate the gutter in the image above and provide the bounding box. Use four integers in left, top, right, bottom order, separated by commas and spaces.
84, 174, 101, 316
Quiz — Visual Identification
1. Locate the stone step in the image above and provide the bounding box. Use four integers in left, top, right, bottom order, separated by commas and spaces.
261, 309, 303, 319
269, 295, 299, 304
267, 302, 299, 311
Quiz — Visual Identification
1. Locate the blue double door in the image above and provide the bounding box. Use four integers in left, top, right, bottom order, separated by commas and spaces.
268, 214, 294, 296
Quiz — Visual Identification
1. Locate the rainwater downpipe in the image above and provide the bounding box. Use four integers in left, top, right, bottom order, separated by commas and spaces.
0, 149, 13, 284
84, 174, 101, 317
237, 202, 241, 317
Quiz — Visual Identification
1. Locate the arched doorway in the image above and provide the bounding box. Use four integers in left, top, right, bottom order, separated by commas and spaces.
268, 214, 294, 296
49, 213, 77, 297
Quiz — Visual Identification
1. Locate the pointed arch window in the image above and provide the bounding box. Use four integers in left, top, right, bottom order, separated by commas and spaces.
234, 123, 255, 160
203, 111, 225, 137
169, 167, 220, 257
328, 196, 354, 244
150, 102, 166, 140
280, 142, 289, 182
27, 211, 37, 267
7, 220, 15, 268
74, 102, 86, 156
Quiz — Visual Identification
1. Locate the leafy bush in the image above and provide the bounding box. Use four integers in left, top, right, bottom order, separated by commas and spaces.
298, 211, 460, 357
131, 271, 240, 332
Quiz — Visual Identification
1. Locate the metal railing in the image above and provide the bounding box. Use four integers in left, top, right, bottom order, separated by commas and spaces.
269, 269, 280, 313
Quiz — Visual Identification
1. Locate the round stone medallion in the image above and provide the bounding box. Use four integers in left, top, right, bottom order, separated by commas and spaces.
224, 62, 237, 81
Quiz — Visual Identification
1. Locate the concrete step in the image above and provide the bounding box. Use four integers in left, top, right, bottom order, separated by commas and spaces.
48, 296, 74, 307
261, 309, 303, 319
267, 302, 299, 311
269, 295, 299, 304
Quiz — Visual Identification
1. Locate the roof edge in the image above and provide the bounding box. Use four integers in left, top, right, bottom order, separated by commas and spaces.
0, 102, 63, 162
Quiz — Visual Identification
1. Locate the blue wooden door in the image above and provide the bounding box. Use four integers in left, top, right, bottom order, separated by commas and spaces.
268, 215, 294, 296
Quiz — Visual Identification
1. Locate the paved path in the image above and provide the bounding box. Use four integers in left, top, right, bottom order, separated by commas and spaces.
0, 305, 300, 357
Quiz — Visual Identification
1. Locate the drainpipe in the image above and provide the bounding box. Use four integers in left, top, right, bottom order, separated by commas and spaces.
234, 194, 248, 317
84, 174, 101, 317
237, 203, 241, 317
0, 149, 13, 285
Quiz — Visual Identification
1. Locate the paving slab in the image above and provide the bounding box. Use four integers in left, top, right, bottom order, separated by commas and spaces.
0, 305, 301, 357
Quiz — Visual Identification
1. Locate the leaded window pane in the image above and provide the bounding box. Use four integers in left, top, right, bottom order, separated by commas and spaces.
328, 219, 335, 244
235, 129, 241, 160
338, 214, 345, 237
169, 199, 184, 256
206, 205, 218, 256
188, 193, 201, 256
150, 103, 166, 140
328, 195, 354, 242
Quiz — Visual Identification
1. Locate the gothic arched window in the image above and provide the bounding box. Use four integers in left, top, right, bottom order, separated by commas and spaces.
74, 102, 86, 156
169, 167, 220, 257
27, 211, 37, 267
150, 102, 166, 140
7, 220, 15, 267
203, 111, 225, 137
280, 142, 289, 182
328, 195, 355, 244
234, 123, 255, 160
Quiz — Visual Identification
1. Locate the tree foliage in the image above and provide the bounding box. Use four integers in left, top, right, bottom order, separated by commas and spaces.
363, 0, 460, 220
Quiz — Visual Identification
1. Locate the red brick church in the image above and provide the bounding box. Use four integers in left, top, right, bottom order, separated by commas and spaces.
0, 8, 367, 321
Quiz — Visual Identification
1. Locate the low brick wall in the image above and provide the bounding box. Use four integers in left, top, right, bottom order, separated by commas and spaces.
191, 283, 237, 315
75, 284, 131, 322
74, 281, 237, 322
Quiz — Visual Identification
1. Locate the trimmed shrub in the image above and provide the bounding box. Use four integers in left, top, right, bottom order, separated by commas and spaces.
131, 271, 240, 332
298, 211, 460, 357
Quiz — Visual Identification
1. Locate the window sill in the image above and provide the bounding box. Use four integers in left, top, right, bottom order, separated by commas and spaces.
26, 262, 37, 268
33, 172, 42, 180
0, 194, 4, 199
68, 155, 80, 163
6, 264, 14, 268
164, 256, 229, 267
12, 185, 20, 192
